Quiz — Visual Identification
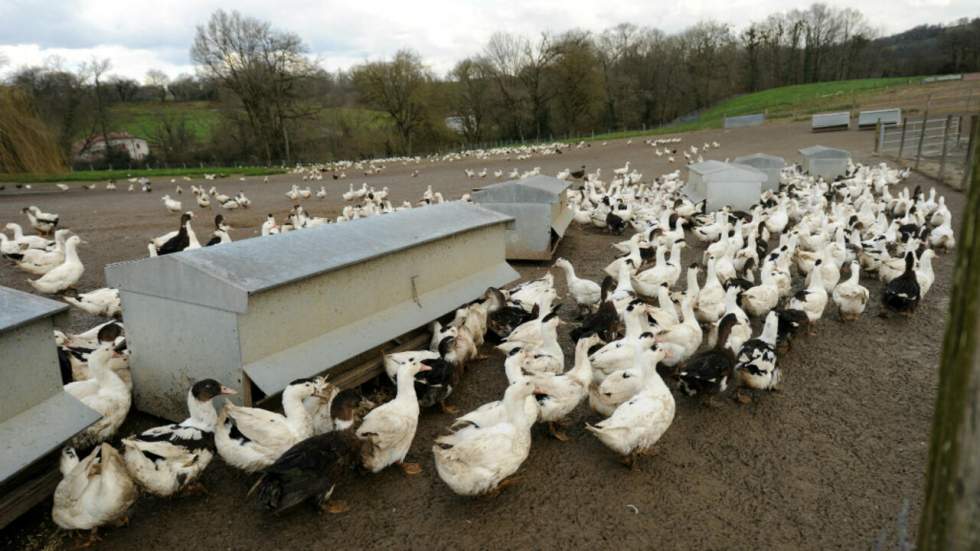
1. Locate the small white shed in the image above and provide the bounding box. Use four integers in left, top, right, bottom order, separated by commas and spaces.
799, 145, 852, 181
105, 202, 519, 421
471, 175, 573, 260
685, 161, 766, 212
0, 287, 100, 527
733, 153, 785, 193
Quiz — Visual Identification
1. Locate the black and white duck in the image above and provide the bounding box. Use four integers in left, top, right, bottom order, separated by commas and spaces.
678, 313, 739, 401
882, 252, 920, 315
122, 379, 236, 496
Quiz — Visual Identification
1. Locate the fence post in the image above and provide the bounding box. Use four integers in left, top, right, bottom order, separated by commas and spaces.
962, 115, 978, 192
938, 115, 953, 182
875, 121, 881, 154
916, 114, 980, 551
915, 107, 929, 170
898, 117, 909, 160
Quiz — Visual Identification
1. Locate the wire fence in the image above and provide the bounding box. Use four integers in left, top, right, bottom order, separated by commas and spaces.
876, 113, 978, 190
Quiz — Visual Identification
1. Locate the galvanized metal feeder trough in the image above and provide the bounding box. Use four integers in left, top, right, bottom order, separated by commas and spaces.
471, 175, 573, 261
0, 286, 100, 528
733, 153, 785, 193
811, 111, 851, 132
799, 145, 852, 181
106, 202, 519, 421
684, 160, 766, 212
858, 108, 902, 130
724, 113, 765, 129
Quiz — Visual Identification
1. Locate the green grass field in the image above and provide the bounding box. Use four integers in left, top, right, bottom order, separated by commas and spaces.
110, 101, 221, 141
587, 76, 922, 142
0, 166, 286, 184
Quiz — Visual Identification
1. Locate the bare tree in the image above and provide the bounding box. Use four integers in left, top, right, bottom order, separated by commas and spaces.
352, 50, 432, 154
450, 57, 495, 143
192, 9, 315, 163
145, 69, 170, 102
79, 57, 114, 163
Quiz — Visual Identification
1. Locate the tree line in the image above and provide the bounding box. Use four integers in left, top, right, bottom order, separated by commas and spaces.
2, 4, 979, 171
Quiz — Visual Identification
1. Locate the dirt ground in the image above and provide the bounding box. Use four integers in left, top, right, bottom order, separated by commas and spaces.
0, 121, 962, 550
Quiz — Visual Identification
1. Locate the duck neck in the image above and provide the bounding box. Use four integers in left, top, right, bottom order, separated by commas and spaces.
395, 369, 420, 401
187, 392, 219, 430
569, 340, 594, 385
64, 240, 80, 264
282, 388, 314, 434
761, 315, 779, 345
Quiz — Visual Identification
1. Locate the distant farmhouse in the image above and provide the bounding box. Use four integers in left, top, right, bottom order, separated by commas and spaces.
74, 132, 150, 162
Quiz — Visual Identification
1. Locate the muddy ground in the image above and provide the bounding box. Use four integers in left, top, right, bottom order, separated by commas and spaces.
0, 121, 962, 550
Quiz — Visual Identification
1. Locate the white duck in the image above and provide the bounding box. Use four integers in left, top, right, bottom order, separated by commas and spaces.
589, 344, 667, 417
356, 360, 430, 475
13, 228, 70, 275
695, 259, 726, 323
161, 194, 182, 213
6, 222, 52, 249
928, 219, 955, 252
23, 205, 60, 235
656, 297, 702, 367
27, 235, 84, 294
789, 259, 828, 324
64, 341, 132, 448
740, 267, 779, 318
64, 287, 122, 318
528, 334, 602, 439
916, 249, 936, 298
215, 378, 325, 472
707, 286, 752, 353
122, 379, 236, 496
52, 444, 138, 535
586, 341, 675, 468
832, 262, 869, 321
433, 378, 536, 496
554, 258, 601, 315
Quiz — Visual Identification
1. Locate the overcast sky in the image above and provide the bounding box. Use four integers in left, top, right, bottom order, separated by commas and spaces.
0, 0, 974, 81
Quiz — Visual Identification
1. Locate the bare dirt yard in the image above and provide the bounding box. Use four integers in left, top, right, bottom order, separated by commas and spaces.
0, 121, 963, 550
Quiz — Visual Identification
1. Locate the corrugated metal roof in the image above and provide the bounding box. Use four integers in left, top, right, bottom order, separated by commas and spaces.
734, 153, 786, 169
688, 161, 766, 181
799, 145, 850, 158
0, 286, 68, 334
106, 202, 514, 312
472, 175, 569, 203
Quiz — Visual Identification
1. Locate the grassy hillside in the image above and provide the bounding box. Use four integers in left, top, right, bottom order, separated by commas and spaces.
110, 101, 221, 141
589, 75, 974, 141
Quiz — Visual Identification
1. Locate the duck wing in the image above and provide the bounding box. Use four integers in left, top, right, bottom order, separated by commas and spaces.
226, 406, 295, 449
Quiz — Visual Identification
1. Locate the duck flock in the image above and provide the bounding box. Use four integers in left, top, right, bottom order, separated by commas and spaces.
0, 147, 959, 544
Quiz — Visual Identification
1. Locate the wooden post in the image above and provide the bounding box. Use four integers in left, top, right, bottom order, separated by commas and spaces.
897, 117, 909, 160
917, 116, 980, 550
962, 115, 978, 192
875, 121, 881, 154
938, 115, 952, 182
915, 107, 929, 170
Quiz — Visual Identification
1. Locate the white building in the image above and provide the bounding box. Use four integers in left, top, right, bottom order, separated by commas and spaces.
74, 132, 150, 161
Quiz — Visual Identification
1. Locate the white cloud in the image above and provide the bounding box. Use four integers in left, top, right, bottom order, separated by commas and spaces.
1, 0, 976, 80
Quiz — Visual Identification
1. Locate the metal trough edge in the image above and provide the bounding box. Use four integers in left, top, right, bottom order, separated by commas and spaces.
0, 392, 100, 483
242, 261, 519, 396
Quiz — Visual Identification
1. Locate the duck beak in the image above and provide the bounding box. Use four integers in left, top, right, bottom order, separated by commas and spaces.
220, 386, 237, 396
